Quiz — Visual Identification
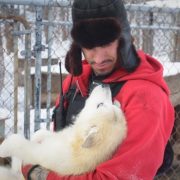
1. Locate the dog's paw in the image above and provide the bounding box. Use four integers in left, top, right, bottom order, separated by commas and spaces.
0, 146, 10, 157
0, 134, 24, 157
0, 139, 12, 157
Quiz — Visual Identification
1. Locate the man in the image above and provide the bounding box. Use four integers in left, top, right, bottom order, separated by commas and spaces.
23, 0, 174, 179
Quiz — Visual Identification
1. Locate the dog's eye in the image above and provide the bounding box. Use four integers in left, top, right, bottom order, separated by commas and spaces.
97, 103, 104, 108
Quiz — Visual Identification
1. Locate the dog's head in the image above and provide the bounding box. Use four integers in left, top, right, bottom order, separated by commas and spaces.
85, 84, 112, 109
81, 85, 123, 122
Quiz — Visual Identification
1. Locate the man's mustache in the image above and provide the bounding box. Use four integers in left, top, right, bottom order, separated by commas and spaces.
89, 59, 113, 65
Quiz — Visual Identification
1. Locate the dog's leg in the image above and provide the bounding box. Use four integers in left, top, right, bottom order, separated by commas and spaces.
0, 134, 40, 164
0, 134, 26, 158
0, 133, 64, 172
11, 157, 24, 179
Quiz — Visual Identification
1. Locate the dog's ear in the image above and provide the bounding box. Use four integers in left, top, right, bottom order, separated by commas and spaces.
82, 126, 99, 148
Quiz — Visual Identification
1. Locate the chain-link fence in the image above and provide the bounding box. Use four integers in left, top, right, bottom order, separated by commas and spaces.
0, 0, 180, 179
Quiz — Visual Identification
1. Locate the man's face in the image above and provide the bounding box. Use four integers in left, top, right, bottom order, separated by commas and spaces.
82, 39, 119, 76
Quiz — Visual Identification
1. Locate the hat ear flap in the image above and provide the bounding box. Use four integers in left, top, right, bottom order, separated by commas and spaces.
117, 38, 140, 72
65, 42, 82, 76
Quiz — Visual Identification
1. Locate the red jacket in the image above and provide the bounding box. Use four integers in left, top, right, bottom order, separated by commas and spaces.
23, 50, 174, 180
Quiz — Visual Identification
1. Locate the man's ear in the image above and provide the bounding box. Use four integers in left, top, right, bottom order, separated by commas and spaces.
82, 126, 99, 148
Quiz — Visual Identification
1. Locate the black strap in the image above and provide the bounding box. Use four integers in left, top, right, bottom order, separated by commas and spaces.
53, 95, 66, 131
156, 141, 174, 175
53, 75, 73, 131
109, 82, 126, 97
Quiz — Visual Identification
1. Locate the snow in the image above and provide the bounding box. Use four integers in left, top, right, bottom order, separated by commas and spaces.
1, 108, 54, 137
162, 61, 180, 77
0, 108, 9, 120
145, 0, 180, 9
153, 55, 180, 77
30, 63, 68, 75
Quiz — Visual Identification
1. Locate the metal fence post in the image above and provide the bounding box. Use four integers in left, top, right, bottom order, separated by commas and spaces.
174, 12, 180, 62
34, 6, 44, 131
142, 11, 154, 55
13, 18, 19, 133
46, 7, 53, 130
12, 16, 32, 138
23, 29, 32, 139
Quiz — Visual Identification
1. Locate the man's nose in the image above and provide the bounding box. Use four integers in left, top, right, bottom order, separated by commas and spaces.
93, 47, 106, 64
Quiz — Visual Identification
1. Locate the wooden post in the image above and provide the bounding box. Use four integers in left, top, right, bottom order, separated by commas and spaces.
0, 117, 8, 138
173, 12, 180, 62
142, 11, 154, 55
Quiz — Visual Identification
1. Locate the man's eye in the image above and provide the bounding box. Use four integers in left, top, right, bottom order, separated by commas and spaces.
97, 103, 104, 108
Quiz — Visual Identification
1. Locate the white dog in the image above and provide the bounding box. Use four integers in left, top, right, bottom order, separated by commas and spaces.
0, 85, 127, 179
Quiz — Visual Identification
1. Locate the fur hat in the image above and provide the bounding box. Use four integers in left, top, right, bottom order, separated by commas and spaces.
65, 0, 140, 76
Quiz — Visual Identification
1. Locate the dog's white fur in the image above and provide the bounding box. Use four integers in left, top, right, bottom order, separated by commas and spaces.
0, 85, 127, 179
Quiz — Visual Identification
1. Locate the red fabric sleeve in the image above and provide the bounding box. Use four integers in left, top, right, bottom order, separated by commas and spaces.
22, 164, 33, 179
